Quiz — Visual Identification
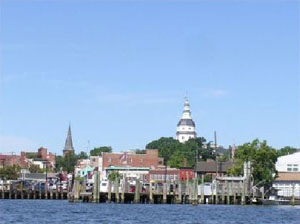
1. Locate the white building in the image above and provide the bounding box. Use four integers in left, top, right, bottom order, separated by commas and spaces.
276, 152, 300, 172
176, 98, 197, 143
273, 152, 300, 198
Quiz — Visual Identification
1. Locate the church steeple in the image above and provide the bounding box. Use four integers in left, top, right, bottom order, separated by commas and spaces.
176, 98, 197, 143
63, 124, 74, 156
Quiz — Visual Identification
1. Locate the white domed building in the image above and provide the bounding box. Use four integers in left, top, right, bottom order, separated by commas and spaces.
176, 98, 197, 143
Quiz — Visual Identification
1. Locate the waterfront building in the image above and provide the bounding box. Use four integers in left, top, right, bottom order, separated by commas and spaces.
102, 149, 164, 171
273, 152, 300, 197
179, 167, 195, 181
106, 166, 150, 183
63, 124, 75, 157
176, 98, 197, 143
276, 151, 300, 172
273, 172, 300, 197
149, 168, 179, 182
195, 160, 233, 177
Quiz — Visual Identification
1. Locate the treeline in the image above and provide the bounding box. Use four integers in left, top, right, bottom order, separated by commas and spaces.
146, 137, 298, 187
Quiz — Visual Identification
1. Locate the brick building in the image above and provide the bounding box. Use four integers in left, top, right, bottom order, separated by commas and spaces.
0, 147, 55, 169
149, 168, 179, 182
102, 149, 164, 171
179, 167, 195, 181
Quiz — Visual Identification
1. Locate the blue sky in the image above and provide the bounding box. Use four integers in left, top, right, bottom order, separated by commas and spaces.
0, 0, 299, 154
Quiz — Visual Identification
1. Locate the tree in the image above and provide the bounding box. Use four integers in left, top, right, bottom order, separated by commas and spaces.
229, 139, 277, 186
55, 152, 78, 173
146, 137, 214, 168
277, 146, 298, 157
29, 165, 43, 173
90, 146, 112, 156
26, 152, 38, 159
108, 171, 121, 181
77, 151, 88, 160
0, 165, 20, 180
146, 137, 181, 163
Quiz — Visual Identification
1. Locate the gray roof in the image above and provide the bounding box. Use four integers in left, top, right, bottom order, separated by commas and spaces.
18, 173, 59, 180
64, 124, 74, 151
176, 131, 197, 135
177, 119, 195, 127
195, 161, 233, 173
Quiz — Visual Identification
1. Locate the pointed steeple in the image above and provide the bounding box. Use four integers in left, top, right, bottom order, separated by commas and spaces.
63, 124, 74, 155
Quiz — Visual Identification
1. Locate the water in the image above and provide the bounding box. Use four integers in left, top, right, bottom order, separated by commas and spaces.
0, 200, 299, 224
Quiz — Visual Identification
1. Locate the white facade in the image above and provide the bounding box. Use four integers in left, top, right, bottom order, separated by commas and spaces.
276, 152, 300, 172
176, 98, 197, 143
273, 182, 300, 197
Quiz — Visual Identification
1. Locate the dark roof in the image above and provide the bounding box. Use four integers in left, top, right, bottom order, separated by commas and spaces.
64, 124, 74, 151
176, 131, 197, 135
177, 119, 195, 127
195, 161, 233, 173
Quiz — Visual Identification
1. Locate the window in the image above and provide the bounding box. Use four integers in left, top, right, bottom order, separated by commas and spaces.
287, 164, 299, 172
107, 158, 111, 162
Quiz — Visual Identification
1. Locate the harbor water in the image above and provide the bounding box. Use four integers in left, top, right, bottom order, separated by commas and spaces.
0, 200, 299, 224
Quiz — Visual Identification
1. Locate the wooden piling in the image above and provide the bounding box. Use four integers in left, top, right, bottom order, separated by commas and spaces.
176, 182, 182, 204
221, 183, 225, 204
107, 180, 112, 203
134, 179, 140, 204
241, 181, 246, 205
93, 171, 100, 203
114, 178, 119, 203
149, 181, 154, 204
226, 181, 230, 205
215, 181, 219, 204
200, 175, 204, 204
162, 182, 167, 204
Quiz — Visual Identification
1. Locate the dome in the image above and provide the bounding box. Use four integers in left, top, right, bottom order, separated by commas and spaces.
177, 119, 195, 127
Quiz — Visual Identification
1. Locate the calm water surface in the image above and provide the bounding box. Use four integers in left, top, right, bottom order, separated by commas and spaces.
0, 200, 299, 224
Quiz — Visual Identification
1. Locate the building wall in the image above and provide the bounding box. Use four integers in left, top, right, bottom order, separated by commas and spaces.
276, 152, 300, 172
149, 169, 179, 182
179, 168, 195, 181
273, 182, 300, 197
102, 150, 163, 170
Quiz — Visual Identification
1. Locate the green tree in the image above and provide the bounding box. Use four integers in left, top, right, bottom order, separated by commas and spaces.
146, 137, 214, 168
229, 139, 277, 186
55, 152, 78, 173
108, 171, 121, 181
277, 146, 298, 157
146, 137, 179, 162
26, 152, 38, 159
77, 151, 88, 159
29, 165, 43, 173
0, 165, 21, 180
90, 146, 112, 156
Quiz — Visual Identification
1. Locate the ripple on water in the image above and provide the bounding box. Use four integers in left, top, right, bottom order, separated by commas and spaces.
0, 201, 300, 224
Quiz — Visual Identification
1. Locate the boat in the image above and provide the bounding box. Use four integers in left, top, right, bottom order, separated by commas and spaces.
261, 196, 290, 205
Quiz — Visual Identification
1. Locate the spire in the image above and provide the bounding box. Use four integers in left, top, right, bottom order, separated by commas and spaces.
64, 124, 74, 151
182, 97, 192, 119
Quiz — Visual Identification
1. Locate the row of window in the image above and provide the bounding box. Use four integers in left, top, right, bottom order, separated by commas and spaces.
150, 174, 178, 181
287, 164, 299, 172
107, 158, 144, 163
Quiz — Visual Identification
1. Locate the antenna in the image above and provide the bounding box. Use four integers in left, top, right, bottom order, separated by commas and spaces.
214, 131, 217, 148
